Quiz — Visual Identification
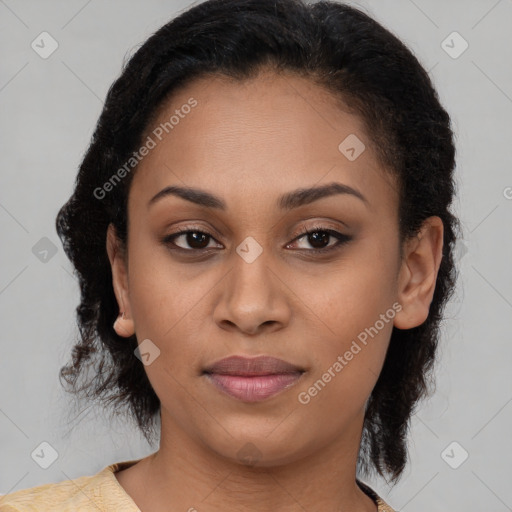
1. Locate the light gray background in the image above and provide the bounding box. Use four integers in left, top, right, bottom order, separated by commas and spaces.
1, 0, 511, 510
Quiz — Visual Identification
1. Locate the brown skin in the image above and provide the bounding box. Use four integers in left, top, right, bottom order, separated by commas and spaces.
106, 70, 444, 512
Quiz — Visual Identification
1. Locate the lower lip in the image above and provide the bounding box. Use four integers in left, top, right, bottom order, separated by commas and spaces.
205, 373, 303, 402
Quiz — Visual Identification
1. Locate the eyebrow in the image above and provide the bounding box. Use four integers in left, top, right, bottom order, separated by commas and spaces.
147, 182, 369, 211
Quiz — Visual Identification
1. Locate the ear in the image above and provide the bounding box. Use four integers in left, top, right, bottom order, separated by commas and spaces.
106, 223, 135, 337
393, 216, 444, 330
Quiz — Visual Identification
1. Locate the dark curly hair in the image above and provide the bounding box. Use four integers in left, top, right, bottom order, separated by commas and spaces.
55, 0, 461, 485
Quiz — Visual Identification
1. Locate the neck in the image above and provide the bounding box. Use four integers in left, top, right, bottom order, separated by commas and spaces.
118, 408, 377, 512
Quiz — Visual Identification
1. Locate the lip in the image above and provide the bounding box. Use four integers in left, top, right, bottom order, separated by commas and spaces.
203, 355, 305, 402
203, 355, 304, 376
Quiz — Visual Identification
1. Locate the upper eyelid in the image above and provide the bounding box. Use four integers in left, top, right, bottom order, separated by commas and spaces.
169, 223, 345, 238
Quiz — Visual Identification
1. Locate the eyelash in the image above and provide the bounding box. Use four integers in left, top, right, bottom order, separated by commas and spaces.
161, 224, 352, 256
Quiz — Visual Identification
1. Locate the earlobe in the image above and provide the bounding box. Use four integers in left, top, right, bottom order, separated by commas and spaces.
113, 310, 134, 337
393, 216, 444, 330
106, 223, 135, 337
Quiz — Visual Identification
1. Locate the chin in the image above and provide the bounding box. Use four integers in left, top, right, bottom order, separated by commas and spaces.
202, 427, 315, 469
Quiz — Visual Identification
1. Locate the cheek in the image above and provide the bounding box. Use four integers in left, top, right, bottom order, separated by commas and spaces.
296, 282, 394, 418
126, 233, 195, 328
126, 241, 222, 368
125, 246, 178, 353
302, 256, 396, 380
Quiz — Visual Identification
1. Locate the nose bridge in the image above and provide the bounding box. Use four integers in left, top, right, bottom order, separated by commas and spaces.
213, 237, 290, 334
230, 238, 276, 310
233, 239, 272, 297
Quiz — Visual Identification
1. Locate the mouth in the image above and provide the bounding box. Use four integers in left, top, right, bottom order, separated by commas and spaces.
202, 355, 305, 403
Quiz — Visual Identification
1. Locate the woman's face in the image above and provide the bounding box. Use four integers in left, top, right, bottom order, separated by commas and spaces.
107, 70, 438, 466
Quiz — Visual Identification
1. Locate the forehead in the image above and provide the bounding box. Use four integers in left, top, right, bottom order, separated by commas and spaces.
130, 70, 398, 217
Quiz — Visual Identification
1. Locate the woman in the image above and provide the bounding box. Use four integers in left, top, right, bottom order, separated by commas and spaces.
0, 0, 460, 510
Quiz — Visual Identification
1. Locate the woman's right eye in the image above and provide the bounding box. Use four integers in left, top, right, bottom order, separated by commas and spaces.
162, 229, 222, 252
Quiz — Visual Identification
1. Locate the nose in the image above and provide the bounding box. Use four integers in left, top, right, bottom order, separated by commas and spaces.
213, 251, 291, 336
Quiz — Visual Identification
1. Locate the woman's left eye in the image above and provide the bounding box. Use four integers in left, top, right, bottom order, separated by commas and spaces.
288, 227, 352, 253
162, 226, 352, 254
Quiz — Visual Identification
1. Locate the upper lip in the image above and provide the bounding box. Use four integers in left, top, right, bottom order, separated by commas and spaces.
203, 355, 304, 376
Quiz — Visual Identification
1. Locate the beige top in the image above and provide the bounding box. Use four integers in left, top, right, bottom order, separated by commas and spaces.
0, 459, 396, 511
